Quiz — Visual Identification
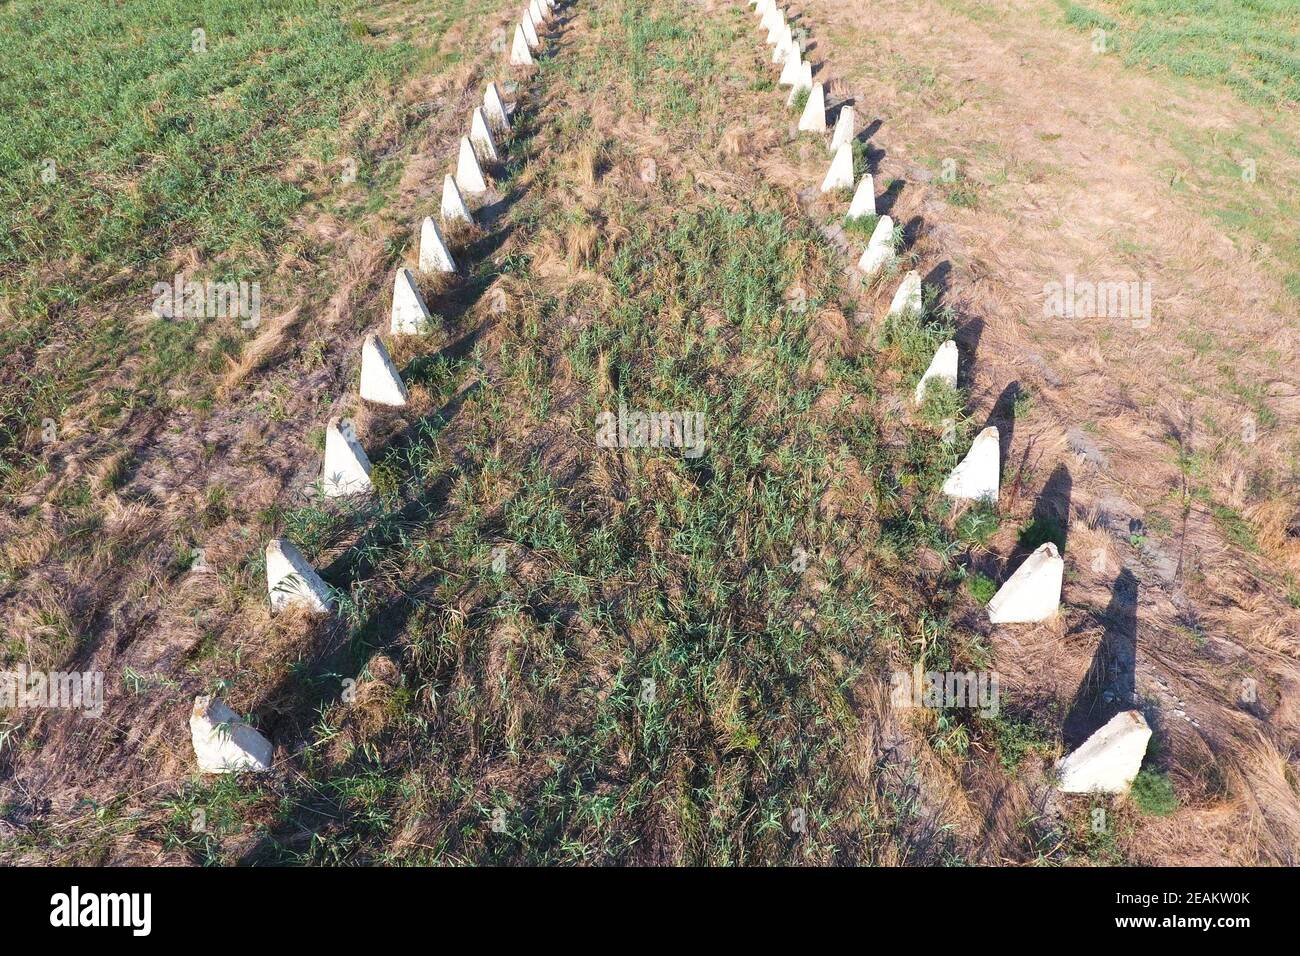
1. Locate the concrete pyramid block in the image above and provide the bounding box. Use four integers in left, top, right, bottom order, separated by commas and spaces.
484, 82, 511, 132
191, 696, 273, 773
266, 538, 333, 614
798, 82, 826, 132
529, 0, 548, 24
322, 416, 372, 498
778, 46, 802, 85
785, 61, 812, 105
856, 214, 894, 276
360, 333, 409, 408
821, 141, 854, 193
773, 29, 791, 64
470, 107, 501, 165
756, 0, 770, 14
915, 339, 958, 404
830, 105, 855, 155
988, 542, 1064, 624
510, 23, 533, 65
1056, 710, 1151, 794
456, 136, 487, 195
766, 11, 785, 44
943, 425, 999, 502
391, 267, 433, 335
441, 173, 473, 226
888, 269, 923, 317
847, 173, 876, 219
419, 216, 457, 274
521, 13, 540, 49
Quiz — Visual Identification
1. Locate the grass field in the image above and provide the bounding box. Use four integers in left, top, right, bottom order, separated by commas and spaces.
1055, 0, 1300, 106
1, 0, 1297, 868
0, 0, 464, 487
151, 0, 990, 866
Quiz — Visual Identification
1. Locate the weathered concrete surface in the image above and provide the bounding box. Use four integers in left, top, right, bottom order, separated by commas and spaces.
322, 416, 372, 497
390, 267, 432, 335
190, 696, 273, 773
856, 214, 894, 276
988, 542, 1064, 623
915, 339, 958, 404
798, 83, 826, 133
1056, 710, 1152, 794
360, 333, 409, 408
821, 141, 853, 193
266, 537, 333, 614
942, 425, 1000, 502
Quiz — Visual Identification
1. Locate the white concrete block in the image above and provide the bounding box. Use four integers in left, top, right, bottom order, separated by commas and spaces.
456, 136, 487, 195
1056, 710, 1151, 794
191, 696, 273, 773
785, 61, 812, 105
470, 107, 500, 165
322, 416, 372, 498
391, 267, 433, 335
847, 173, 876, 219
755, 0, 770, 14
987, 542, 1063, 623
766, 11, 785, 44
942, 425, 1000, 502
830, 105, 855, 155
419, 216, 457, 274
888, 269, 923, 317
441, 173, 473, 226
360, 333, 409, 408
821, 141, 854, 193
798, 83, 826, 133
266, 538, 333, 614
915, 339, 958, 404
484, 82, 511, 132
521, 13, 540, 49
856, 214, 894, 276
778, 47, 802, 86
510, 23, 533, 65
773, 29, 792, 64
529, 0, 548, 24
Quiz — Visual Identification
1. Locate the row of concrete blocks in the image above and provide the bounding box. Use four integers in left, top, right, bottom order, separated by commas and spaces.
752, 0, 1150, 794
260, 78, 517, 628
194, 60, 539, 771
510, 0, 557, 66
200, 0, 1122, 785
753, 0, 1062, 628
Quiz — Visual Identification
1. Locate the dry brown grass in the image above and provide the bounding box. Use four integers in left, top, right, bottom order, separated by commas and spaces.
216, 306, 304, 399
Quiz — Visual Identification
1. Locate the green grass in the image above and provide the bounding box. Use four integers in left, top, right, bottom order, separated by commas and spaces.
0, 0, 462, 484
1131, 768, 1180, 816
965, 572, 997, 605
171, 0, 992, 866
1017, 515, 1066, 553
984, 710, 1054, 772
1053, 0, 1300, 106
